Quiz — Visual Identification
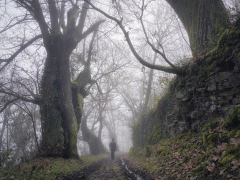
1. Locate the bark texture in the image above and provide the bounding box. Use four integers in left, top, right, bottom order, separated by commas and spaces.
15, 0, 106, 158
166, 0, 230, 55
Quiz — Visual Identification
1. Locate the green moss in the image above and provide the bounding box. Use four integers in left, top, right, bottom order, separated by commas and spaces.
182, 155, 191, 163
207, 61, 217, 73
236, 130, 240, 138
203, 133, 207, 145
217, 30, 228, 49
222, 105, 240, 130
220, 154, 236, 165
220, 144, 240, 165
144, 146, 152, 157
205, 21, 240, 69
157, 146, 169, 157
207, 133, 218, 144
0, 155, 108, 180
206, 47, 218, 65
68, 117, 79, 159
202, 118, 219, 132
194, 162, 208, 177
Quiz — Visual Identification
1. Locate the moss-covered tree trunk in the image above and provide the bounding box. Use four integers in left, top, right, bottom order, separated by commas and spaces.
166, 0, 230, 55
16, 0, 105, 158
40, 34, 78, 158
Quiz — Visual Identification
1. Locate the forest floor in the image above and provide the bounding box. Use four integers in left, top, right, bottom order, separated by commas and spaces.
0, 152, 153, 180
60, 152, 153, 180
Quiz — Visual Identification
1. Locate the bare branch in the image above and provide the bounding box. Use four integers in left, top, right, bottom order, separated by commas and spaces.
0, 14, 33, 33
17, 82, 37, 98
0, 98, 19, 114
80, 20, 105, 41
84, 0, 182, 75
67, 5, 79, 32
0, 34, 42, 71
0, 89, 39, 104
47, 0, 60, 33
86, 31, 97, 67
18, 0, 50, 45
59, 0, 66, 32
89, 80, 103, 96
77, 1, 89, 33
138, 1, 179, 71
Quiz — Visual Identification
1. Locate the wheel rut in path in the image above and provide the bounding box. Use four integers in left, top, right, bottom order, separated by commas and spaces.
60, 153, 154, 180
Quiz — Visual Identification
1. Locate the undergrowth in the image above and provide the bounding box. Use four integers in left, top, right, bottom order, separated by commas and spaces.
0, 154, 108, 180
128, 106, 240, 180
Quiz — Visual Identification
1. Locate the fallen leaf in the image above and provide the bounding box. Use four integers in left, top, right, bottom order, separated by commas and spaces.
227, 174, 233, 178
230, 138, 240, 145
231, 160, 239, 165
211, 155, 219, 162
220, 168, 226, 175
231, 164, 239, 170
214, 143, 227, 153
217, 129, 228, 134
207, 163, 215, 172
209, 129, 215, 134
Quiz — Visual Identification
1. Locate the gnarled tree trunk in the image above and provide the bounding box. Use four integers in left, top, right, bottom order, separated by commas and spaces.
81, 114, 106, 155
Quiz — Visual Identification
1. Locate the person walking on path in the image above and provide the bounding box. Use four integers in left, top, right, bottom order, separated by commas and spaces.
109, 138, 116, 160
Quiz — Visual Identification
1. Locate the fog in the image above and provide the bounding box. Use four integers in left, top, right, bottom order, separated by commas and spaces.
0, 0, 238, 166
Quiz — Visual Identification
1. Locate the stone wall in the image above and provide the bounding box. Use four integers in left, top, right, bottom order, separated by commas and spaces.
132, 20, 240, 147
165, 58, 240, 136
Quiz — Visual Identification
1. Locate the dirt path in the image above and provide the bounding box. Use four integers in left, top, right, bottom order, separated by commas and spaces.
61, 153, 153, 180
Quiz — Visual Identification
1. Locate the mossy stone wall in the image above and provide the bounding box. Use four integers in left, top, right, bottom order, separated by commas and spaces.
132, 20, 240, 148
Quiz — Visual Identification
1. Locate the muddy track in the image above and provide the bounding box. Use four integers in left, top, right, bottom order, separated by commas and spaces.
60, 153, 154, 180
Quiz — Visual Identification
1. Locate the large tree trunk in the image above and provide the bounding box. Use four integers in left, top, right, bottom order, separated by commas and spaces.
81, 114, 106, 155
40, 34, 79, 158
166, 0, 230, 55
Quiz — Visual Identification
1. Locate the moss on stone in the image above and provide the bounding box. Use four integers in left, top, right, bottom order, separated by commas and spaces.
236, 130, 240, 138
207, 61, 217, 73
222, 105, 240, 130
202, 118, 219, 132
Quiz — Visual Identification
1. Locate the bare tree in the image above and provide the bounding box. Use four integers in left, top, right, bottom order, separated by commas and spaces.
0, 0, 105, 158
